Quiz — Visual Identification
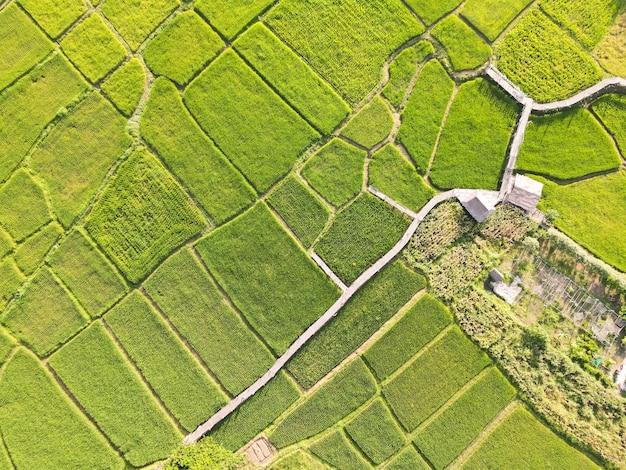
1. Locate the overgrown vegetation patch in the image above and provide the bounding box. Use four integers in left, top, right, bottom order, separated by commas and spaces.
431, 15, 492, 71
341, 96, 394, 149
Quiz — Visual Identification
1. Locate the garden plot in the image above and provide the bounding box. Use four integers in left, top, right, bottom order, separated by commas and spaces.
496, 9, 603, 102
143, 248, 275, 396
341, 96, 394, 149
302, 139, 366, 208
315, 193, 411, 285
105, 291, 227, 431
142, 78, 255, 225
30, 91, 131, 228
49, 322, 182, 467
397, 60, 455, 174
517, 108, 621, 180
431, 15, 492, 71
144, 11, 223, 86
195, 0, 274, 39
101, 58, 145, 116
0, 349, 123, 470
60, 13, 127, 83
13, 222, 63, 276
310, 431, 372, 470
592, 93, 626, 157
86, 148, 207, 284
266, 0, 424, 105
404, 0, 462, 25
195, 203, 339, 354
382, 41, 434, 110
460, 0, 532, 41
430, 78, 519, 190
17, 0, 86, 39
0, 4, 53, 92
102, 0, 179, 50
184, 50, 319, 192
0, 54, 88, 183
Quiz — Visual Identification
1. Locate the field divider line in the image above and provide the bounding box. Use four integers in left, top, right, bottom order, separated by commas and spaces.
0, 426, 16, 470
311, 252, 347, 292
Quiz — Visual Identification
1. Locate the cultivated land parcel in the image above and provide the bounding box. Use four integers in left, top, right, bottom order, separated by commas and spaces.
0, 0, 624, 469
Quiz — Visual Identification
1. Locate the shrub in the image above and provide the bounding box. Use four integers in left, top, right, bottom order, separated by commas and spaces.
166, 439, 244, 470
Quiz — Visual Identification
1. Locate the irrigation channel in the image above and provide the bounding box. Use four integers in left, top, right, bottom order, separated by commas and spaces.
183, 66, 626, 446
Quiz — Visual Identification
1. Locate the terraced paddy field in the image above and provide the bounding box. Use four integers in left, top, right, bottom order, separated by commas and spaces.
0, 0, 624, 468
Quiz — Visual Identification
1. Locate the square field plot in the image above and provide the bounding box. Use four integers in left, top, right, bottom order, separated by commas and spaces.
195, 0, 274, 39
101, 58, 146, 117
18, 0, 87, 39
195, 203, 340, 355
61, 14, 127, 83
86, 148, 206, 284
0, 4, 53, 92
0, 170, 50, 242
341, 96, 394, 149
184, 50, 319, 192
102, 0, 179, 50
266, 0, 424, 105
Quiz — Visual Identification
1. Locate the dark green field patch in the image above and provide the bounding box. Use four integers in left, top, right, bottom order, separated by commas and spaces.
266, 0, 424, 105
235, 23, 350, 134
86, 148, 206, 284
310, 431, 372, 470
302, 139, 366, 208
101, 58, 145, 116
287, 261, 426, 389
431, 15, 492, 71
105, 291, 227, 431
430, 78, 518, 190
518, 108, 621, 180
369, 144, 435, 213
14, 222, 63, 276
398, 60, 455, 174
270, 359, 377, 449
143, 248, 275, 397
60, 13, 127, 83
345, 399, 405, 464
195, 0, 274, 38
141, 78, 255, 225
49, 322, 182, 466
315, 193, 411, 285
592, 93, 626, 157
196, 203, 339, 354
0, 349, 124, 470
17, 0, 87, 38
383, 327, 491, 431
0, 258, 24, 312
0, 54, 88, 183
383, 41, 435, 110
1, 268, 87, 357
184, 50, 319, 192
49, 230, 127, 318
30, 91, 131, 228
0, 4, 53, 92
461, 0, 532, 41
144, 11, 223, 85
268, 175, 330, 248
364, 294, 452, 381
0, 169, 50, 242
341, 96, 394, 149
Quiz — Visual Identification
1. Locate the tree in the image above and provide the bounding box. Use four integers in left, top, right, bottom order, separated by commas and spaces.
544, 209, 559, 224
166, 438, 244, 470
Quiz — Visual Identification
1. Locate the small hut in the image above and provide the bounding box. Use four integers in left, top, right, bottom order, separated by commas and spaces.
461, 193, 496, 223
507, 174, 543, 212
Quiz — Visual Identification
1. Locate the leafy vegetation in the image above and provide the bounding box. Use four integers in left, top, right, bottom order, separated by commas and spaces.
0, 54, 88, 183
302, 139, 366, 208
430, 79, 518, 189
0, 4, 53, 92
142, 78, 255, 224
13, 222, 63, 275
144, 11, 223, 85
30, 91, 131, 228
101, 58, 145, 116
460, 0, 532, 41
383, 326, 491, 431
287, 261, 426, 388
144, 248, 275, 396
404, 0, 463, 25
60, 13, 127, 83
0, 349, 124, 470
414, 368, 516, 469
102, 0, 179, 50
267, 175, 330, 248
0, 258, 24, 311
195, 0, 274, 38
266, 0, 424, 104
431, 15, 492, 71
310, 431, 371, 470
341, 96, 394, 149
105, 291, 227, 431
315, 193, 411, 285
0, 169, 50, 241
49, 229, 127, 317
592, 93, 626, 157
196, 203, 339, 354
345, 399, 405, 464
166, 438, 244, 470
270, 359, 377, 448
382, 41, 434, 109
369, 144, 435, 212
235, 24, 350, 135
49, 322, 182, 466
17, 0, 86, 38
496, 9, 603, 102
86, 147, 206, 283
184, 50, 319, 192
397, 60, 455, 174
1, 268, 87, 357
364, 294, 452, 381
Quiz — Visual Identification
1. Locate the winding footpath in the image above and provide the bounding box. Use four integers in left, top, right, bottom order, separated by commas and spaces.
184, 65, 626, 447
